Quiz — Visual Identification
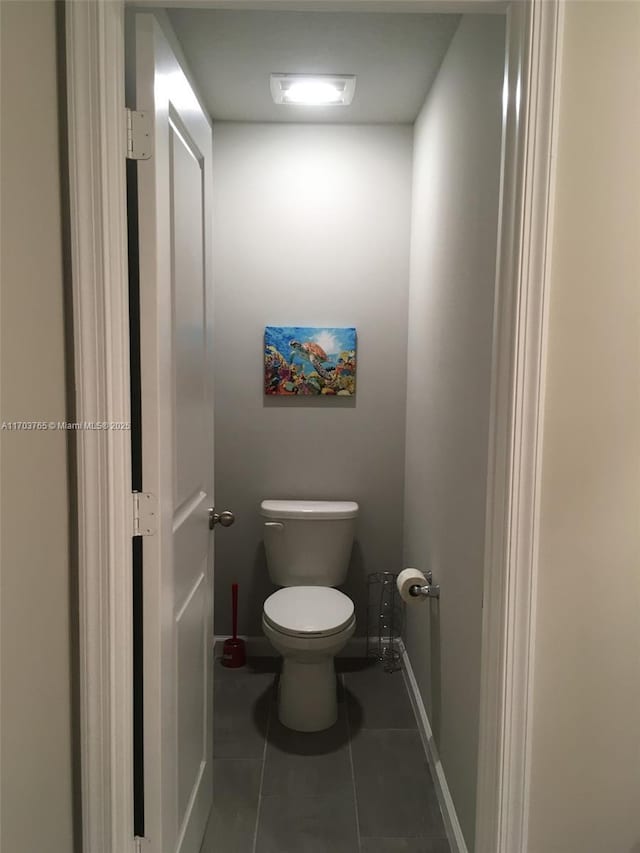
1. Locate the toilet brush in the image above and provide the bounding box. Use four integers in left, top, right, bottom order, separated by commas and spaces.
221, 582, 246, 668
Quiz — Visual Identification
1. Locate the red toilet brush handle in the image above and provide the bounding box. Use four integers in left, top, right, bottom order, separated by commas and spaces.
232, 583, 238, 641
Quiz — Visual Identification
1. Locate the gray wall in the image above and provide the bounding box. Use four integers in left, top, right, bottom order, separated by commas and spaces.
402, 16, 504, 849
212, 122, 412, 636
0, 3, 76, 851
527, 3, 640, 851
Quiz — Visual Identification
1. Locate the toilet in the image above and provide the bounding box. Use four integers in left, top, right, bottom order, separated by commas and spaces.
261, 499, 358, 732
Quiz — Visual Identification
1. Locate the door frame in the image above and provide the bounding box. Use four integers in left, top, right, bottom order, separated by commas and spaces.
64, 2, 563, 852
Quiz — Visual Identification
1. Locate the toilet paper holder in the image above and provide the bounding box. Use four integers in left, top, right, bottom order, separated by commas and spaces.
409, 570, 440, 599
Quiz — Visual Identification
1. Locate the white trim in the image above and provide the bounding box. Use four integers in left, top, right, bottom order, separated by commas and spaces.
475, 2, 563, 852
65, 3, 134, 853
400, 641, 468, 853
213, 634, 372, 658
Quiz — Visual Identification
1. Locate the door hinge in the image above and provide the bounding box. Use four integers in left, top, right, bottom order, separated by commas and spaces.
126, 108, 152, 160
132, 491, 157, 536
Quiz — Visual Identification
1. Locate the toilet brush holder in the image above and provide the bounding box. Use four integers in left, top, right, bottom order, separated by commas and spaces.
366, 572, 403, 673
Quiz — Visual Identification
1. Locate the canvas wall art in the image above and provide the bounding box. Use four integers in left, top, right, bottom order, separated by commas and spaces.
264, 326, 357, 396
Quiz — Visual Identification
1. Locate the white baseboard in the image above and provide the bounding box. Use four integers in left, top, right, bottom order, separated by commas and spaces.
213, 634, 371, 658
399, 640, 469, 853
214, 635, 272, 657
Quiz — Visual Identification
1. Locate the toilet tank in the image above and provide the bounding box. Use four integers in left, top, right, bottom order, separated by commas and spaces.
261, 500, 358, 587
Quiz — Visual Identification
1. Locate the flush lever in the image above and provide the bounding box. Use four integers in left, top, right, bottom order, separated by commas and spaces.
209, 508, 235, 530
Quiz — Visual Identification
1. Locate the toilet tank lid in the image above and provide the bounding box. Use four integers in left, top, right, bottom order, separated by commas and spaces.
261, 500, 359, 520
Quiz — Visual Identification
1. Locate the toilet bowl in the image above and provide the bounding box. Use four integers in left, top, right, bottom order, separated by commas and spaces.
262, 586, 355, 731
260, 499, 358, 732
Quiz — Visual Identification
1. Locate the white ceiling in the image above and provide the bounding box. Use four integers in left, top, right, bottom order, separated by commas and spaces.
167, 10, 461, 123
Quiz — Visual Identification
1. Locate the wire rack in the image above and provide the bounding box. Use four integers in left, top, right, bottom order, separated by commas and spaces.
365, 571, 403, 672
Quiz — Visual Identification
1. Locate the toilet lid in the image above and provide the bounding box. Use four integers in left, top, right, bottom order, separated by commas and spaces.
263, 587, 354, 638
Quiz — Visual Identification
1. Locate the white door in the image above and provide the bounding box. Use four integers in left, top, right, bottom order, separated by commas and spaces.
134, 14, 215, 853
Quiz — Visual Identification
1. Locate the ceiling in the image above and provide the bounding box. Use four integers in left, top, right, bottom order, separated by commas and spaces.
167, 10, 461, 124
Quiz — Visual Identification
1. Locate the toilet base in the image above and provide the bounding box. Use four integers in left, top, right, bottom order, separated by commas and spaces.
262, 614, 355, 732
278, 657, 337, 732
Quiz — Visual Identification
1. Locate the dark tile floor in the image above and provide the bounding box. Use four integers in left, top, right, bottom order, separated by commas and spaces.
201, 656, 451, 853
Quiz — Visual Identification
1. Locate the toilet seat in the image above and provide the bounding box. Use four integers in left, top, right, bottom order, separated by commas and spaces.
263, 586, 354, 638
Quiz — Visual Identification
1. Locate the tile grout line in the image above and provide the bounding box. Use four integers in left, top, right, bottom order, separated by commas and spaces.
343, 673, 362, 853
251, 679, 274, 853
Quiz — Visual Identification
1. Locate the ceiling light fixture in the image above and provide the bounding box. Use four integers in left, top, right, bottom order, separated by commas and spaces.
270, 74, 356, 107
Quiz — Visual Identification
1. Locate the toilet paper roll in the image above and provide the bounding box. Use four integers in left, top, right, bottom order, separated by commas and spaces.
397, 568, 428, 603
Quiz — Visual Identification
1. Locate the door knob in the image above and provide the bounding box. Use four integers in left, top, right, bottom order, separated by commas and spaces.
209, 508, 235, 530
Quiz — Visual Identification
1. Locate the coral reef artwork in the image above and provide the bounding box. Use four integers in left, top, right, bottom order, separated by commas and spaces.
264, 326, 357, 396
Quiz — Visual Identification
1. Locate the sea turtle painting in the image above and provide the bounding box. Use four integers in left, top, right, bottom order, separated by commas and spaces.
264, 326, 357, 397
289, 340, 334, 381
